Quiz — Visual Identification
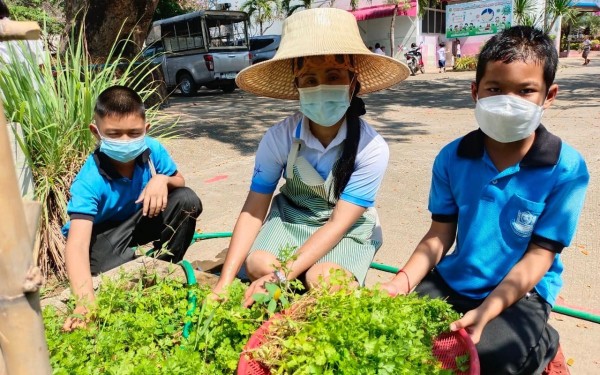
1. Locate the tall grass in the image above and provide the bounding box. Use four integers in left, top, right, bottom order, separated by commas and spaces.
0, 26, 170, 278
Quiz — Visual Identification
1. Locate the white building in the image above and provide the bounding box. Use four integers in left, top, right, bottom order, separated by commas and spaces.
238, 0, 600, 68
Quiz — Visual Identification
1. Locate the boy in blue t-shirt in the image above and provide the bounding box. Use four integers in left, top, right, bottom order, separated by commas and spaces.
62, 86, 202, 331
382, 27, 589, 374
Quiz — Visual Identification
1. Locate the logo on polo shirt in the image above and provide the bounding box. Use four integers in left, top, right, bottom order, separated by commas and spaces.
511, 210, 538, 237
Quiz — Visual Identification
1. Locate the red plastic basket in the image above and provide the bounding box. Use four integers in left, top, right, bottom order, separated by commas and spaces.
237, 314, 480, 375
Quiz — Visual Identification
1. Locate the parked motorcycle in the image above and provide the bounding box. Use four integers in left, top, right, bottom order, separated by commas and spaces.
404, 43, 425, 75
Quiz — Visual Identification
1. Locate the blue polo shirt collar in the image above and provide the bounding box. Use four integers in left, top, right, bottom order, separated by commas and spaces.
457, 125, 561, 167
92, 148, 152, 181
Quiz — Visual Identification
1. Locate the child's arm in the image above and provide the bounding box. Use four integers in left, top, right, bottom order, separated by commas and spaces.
450, 244, 554, 344
213, 190, 273, 297
62, 219, 94, 332
135, 171, 185, 218
380, 220, 457, 296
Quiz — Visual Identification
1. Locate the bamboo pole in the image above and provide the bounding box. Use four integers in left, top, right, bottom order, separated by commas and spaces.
0, 20, 51, 375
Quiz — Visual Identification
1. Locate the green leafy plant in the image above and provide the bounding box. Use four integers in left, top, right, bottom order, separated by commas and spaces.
454, 56, 478, 71
249, 279, 462, 374
252, 244, 302, 314
455, 354, 470, 373
44, 272, 266, 374
0, 25, 171, 278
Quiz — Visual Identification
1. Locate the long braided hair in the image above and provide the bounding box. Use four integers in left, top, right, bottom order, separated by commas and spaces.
332, 78, 364, 200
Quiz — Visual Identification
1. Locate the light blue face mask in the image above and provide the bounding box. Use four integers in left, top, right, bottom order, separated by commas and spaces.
99, 134, 148, 163
298, 84, 351, 127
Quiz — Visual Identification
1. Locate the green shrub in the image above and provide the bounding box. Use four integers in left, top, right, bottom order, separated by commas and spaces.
0, 27, 169, 278
44, 275, 266, 374
44, 270, 464, 374
454, 56, 478, 71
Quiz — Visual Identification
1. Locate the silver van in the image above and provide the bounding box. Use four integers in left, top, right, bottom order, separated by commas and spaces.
146, 10, 251, 95
249, 35, 281, 64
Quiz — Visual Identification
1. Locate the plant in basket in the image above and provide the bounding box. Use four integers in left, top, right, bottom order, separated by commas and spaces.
239, 269, 478, 375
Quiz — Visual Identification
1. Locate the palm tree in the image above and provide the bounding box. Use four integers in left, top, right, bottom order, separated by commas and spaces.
241, 0, 279, 35
545, 0, 578, 34
280, 0, 311, 17
513, 0, 541, 27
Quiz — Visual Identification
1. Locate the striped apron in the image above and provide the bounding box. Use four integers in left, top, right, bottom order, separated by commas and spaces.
250, 130, 382, 285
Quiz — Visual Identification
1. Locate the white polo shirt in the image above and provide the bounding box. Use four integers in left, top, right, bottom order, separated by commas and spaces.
250, 112, 389, 208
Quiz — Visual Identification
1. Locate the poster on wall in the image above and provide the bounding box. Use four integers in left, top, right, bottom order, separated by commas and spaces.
446, 0, 512, 38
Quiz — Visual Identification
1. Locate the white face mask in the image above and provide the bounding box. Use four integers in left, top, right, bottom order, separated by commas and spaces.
298, 84, 351, 127
475, 95, 544, 143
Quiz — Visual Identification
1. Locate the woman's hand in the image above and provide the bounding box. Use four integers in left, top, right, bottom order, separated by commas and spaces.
243, 273, 278, 308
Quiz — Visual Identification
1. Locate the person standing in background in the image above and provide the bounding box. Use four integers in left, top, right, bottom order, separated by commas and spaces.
437, 42, 447, 73
582, 35, 591, 66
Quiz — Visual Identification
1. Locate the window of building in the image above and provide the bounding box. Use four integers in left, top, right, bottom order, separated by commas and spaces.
421, 0, 447, 34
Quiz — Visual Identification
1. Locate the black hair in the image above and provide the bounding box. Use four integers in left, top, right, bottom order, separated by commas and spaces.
94, 85, 146, 120
0, 0, 10, 19
375, 43, 381, 48
476, 26, 558, 92
332, 79, 364, 200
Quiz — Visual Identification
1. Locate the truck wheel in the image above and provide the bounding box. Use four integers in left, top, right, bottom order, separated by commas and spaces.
177, 72, 197, 96
221, 83, 236, 93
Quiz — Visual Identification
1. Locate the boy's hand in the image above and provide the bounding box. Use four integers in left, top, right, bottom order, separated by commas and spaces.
449, 307, 489, 345
378, 280, 409, 297
62, 304, 91, 332
136, 174, 169, 218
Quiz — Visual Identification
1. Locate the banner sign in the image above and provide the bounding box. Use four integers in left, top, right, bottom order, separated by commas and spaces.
446, 0, 512, 38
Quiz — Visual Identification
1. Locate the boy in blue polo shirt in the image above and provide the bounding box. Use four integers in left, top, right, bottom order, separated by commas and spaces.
62, 86, 202, 331
382, 27, 589, 374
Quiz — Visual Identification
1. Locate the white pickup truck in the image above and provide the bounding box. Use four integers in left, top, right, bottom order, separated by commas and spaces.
146, 10, 251, 95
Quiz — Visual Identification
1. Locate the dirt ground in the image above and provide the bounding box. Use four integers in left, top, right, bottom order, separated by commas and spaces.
161, 56, 600, 374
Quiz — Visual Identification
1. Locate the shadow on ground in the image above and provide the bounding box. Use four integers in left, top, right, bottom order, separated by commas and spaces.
161, 71, 597, 154
163, 85, 437, 155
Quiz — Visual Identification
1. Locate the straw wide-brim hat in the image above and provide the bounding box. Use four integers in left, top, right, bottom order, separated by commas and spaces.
236, 8, 410, 100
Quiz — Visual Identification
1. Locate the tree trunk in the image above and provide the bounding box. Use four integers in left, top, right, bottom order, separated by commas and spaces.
64, 0, 166, 107
390, 5, 398, 57
0, 21, 51, 375
65, 0, 160, 60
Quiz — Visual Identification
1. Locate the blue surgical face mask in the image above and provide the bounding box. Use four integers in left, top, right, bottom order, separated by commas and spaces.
98, 132, 148, 163
298, 84, 352, 127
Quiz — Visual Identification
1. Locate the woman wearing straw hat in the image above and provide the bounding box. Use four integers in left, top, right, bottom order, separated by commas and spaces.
211, 8, 409, 304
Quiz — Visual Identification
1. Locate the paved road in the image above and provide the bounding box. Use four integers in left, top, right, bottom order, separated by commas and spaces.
163, 57, 600, 374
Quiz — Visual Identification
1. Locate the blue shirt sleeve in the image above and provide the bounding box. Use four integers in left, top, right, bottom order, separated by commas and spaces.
428, 149, 459, 219
250, 130, 286, 194
533, 154, 589, 248
340, 137, 389, 208
147, 137, 178, 176
66, 177, 100, 218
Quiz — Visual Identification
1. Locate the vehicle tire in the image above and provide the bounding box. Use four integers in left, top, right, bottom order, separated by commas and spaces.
177, 72, 197, 96
420, 66, 425, 74
221, 83, 236, 93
